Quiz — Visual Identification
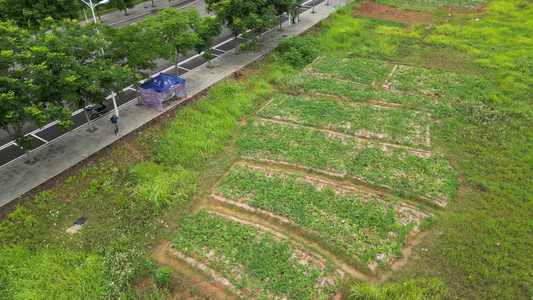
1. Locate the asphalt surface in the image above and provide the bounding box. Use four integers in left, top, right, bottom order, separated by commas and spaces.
0, 0, 346, 207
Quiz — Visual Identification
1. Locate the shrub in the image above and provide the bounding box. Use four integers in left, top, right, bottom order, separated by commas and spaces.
155, 266, 173, 287
277, 36, 320, 68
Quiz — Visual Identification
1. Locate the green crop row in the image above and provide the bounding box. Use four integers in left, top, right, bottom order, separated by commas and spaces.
387, 65, 489, 102
391, 0, 483, 12
172, 210, 343, 299
215, 166, 432, 269
353, 15, 408, 29
237, 120, 458, 205
307, 55, 390, 84
258, 93, 430, 146
290, 74, 455, 118
352, 144, 459, 205
237, 120, 359, 174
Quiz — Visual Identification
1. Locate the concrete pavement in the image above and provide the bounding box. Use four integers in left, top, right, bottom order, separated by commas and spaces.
0, 0, 349, 206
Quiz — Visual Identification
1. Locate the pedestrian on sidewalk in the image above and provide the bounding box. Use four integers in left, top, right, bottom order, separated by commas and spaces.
110, 115, 119, 135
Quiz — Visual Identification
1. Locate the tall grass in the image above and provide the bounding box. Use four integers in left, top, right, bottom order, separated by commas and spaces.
149, 80, 273, 168
0, 245, 109, 299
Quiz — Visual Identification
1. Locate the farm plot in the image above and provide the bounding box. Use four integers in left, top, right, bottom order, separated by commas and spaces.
237, 119, 361, 177
292, 74, 440, 110
386, 65, 484, 102
258, 94, 431, 146
213, 165, 433, 272
172, 210, 344, 299
237, 120, 457, 206
391, 0, 484, 12
352, 143, 459, 207
304, 55, 390, 84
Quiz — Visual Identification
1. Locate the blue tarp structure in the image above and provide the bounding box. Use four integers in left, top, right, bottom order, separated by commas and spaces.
139, 73, 187, 111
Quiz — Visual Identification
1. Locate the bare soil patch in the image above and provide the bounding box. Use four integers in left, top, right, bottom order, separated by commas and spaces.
356, 2, 434, 24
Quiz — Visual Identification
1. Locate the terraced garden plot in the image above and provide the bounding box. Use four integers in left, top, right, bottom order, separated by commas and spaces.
392, 0, 484, 12
172, 210, 344, 299
386, 65, 483, 101
293, 74, 439, 109
237, 119, 361, 176
304, 55, 390, 84
258, 94, 431, 146
237, 120, 457, 206
352, 143, 459, 207
213, 165, 433, 272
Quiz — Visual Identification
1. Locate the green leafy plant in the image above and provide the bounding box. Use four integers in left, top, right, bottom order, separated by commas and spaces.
155, 266, 173, 287
277, 36, 320, 68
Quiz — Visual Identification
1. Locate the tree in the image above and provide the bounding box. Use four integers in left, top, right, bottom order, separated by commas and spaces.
102, 24, 161, 104
205, 0, 276, 51
38, 19, 139, 132
140, 8, 201, 76
294, 0, 304, 22
110, 0, 135, 15
271, 0, 294, 30
0, 0, 81, 33
194, 16, 222, 68
0, 21, 72, 163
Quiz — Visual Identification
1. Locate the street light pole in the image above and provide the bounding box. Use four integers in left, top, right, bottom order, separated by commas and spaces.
79, 0, 120, 117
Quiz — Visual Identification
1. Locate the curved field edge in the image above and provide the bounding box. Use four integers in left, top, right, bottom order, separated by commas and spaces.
212, 164, 434, 274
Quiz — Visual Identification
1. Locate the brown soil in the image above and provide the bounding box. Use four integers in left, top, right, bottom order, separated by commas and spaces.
356, 2, 434, 24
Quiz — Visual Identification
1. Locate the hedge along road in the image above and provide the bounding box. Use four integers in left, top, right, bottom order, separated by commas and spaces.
0, 0, 335, 207
0, 0, 324, 169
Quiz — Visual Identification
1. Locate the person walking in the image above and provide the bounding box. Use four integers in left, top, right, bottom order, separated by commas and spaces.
110, 115, 119, 135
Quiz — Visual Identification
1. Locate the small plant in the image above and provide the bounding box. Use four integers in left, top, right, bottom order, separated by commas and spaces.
155, 266, 173, 288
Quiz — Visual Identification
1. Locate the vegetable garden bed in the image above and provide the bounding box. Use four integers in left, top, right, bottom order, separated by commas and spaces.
292, 74, 439, 109
391, 0, 485, 12
258, 94, 431, 146
212, 165, 434, 273
304, 55, 390, 84
172, 210, 345, 299
385, 65, 483, 102
352, 143, 458, 207
237, 119, 457, 206
237, 119, 361, 176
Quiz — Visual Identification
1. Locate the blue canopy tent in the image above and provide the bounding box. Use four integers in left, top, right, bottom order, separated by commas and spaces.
139, 73, 187, 111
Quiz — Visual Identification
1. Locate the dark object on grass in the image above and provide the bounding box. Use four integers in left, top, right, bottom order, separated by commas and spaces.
74, 217, 87, 226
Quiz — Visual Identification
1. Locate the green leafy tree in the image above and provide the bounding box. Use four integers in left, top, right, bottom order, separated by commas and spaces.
205, 0, 276, 51
0, 21, 72, 163
194, 16, 222, 68
0, 0, 81, 33
109, 0, 135, 15
102, 24, 161, 104
294, 0, 304, 22
271, 0, 295, 30
140, 7, 202, 76
38, 19, 139, 132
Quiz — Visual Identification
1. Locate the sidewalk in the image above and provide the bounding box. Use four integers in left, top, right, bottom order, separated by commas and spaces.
0, 0, 348, 207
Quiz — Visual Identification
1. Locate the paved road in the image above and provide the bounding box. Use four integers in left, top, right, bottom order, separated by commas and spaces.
0, 0, 322, 168
0, 0, 338, 207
